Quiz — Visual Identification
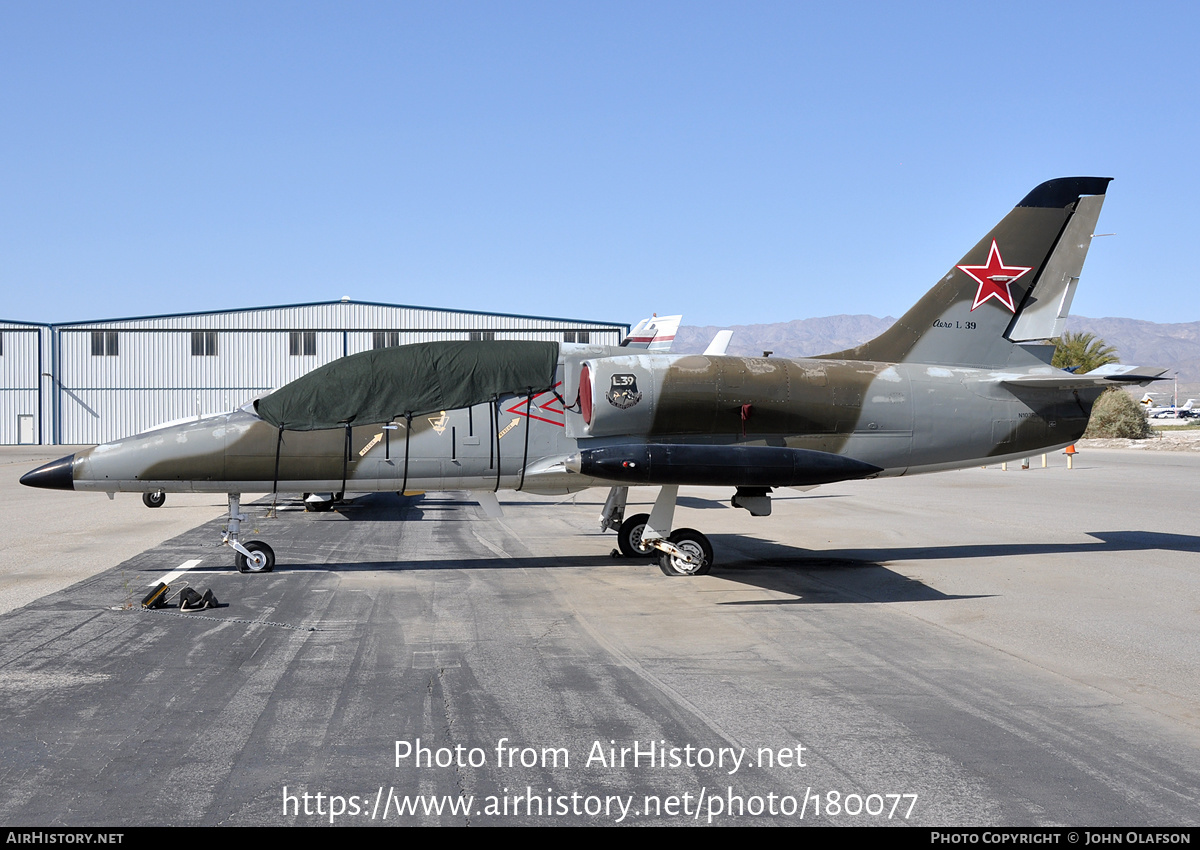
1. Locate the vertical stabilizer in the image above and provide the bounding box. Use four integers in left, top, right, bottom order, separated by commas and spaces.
1006, 192, 1105, 341
621, 314, 682, 351
820, 177, 1112, 368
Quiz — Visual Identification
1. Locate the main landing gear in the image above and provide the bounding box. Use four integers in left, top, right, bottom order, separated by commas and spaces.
224, 493, 276, 573
617, 513, 655, 559
601, 485, 714, 576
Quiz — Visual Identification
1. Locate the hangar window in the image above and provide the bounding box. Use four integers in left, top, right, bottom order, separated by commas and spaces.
564, 331, 590, 343
0, 333, 3, 355
289, 331, 317, 356
191, 331, 218, 356
469, 331, 495, 341
91, 331, 119, 356
372, 331, 401, 349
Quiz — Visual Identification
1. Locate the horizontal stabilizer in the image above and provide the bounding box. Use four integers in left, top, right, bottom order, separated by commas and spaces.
1001, 365, 1169, 390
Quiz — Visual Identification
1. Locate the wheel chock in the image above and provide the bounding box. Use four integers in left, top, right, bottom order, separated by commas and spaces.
141, 583, 170, 609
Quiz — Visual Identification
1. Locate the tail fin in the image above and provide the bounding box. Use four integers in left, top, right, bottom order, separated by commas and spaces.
620, 314, 682, 351
820, 177, 1112, 368
703, 329, 734, 355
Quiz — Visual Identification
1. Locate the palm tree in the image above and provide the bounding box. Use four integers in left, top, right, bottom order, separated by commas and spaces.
1051, 331, 1118, 373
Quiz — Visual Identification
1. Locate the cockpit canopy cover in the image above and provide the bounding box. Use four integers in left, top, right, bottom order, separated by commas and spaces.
255, 340, 560, 431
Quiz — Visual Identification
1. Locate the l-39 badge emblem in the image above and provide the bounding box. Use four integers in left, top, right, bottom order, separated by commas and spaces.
606, 374, 642, 409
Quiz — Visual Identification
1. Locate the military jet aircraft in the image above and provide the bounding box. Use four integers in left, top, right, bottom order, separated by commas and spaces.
21, 177, 1165, 576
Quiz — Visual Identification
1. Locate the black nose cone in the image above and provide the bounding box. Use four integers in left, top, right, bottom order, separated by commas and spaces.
19, 454, 77, 490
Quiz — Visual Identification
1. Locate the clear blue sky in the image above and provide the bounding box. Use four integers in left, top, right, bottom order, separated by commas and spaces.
2, 1, 1196, 327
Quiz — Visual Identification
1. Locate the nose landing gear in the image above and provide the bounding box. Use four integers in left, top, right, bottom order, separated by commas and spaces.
142, 490, 166, 508
236, 540, 276, 573
224, 493, 276, 573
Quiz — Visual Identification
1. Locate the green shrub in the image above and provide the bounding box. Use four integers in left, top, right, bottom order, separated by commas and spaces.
1083, 388, 1152, 439
1052, 331, 1118, 373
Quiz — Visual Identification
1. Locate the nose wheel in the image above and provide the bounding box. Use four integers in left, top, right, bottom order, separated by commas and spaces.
236, 540, 276, 573
142, 490, 166, 508
224, 493, 277, 573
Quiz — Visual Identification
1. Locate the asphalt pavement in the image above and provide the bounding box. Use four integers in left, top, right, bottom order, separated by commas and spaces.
0, 446, 1197, 826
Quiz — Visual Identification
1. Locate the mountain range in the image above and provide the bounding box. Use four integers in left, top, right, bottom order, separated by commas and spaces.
674, 316, 1200, 396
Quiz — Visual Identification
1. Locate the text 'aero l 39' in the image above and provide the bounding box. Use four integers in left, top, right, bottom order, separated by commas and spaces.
21, 177, 1164, 576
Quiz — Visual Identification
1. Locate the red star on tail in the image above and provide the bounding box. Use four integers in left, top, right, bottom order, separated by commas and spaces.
957, 240, 1032, 313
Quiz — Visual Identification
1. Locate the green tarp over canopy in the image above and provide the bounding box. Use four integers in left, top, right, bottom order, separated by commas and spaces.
254, 340, 560, 431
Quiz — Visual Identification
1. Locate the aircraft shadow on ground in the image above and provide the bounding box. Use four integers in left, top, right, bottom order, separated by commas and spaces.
797, 530, 1200, 562
273, 491, 847, 522
185, 552, 968, 605
701, 530, 1200, 603
674, 494, 845, 510
299, 493, 1200, 562
234, 494, 1200, 604
698, 535, 975, 603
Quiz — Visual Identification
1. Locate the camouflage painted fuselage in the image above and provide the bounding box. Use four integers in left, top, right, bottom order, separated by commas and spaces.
55, 348, 1097, 496
22, 177, 1132, 500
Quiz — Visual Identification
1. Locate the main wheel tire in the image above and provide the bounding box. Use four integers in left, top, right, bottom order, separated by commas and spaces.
617, 513, 654, 559
142, 491, 166, 508
305, 500, 334, 513
236, 540, 276, 573
658, 528, 713, 576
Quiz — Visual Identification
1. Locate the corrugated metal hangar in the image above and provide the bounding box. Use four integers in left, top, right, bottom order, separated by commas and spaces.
0, 300, 627, 446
